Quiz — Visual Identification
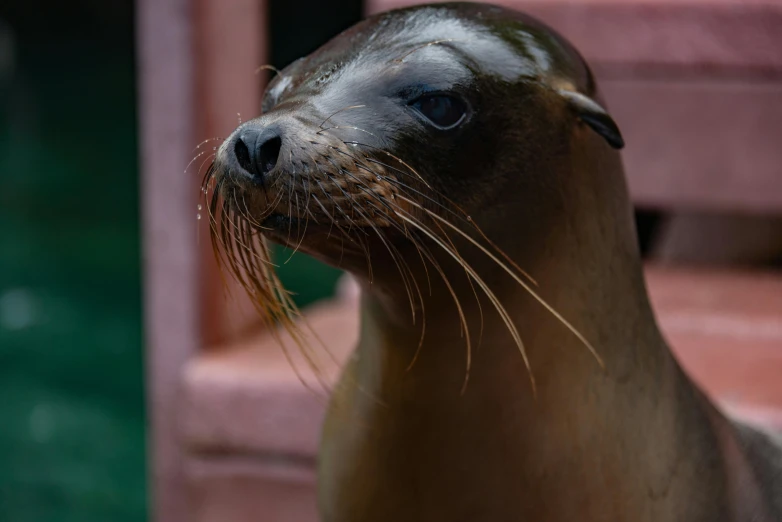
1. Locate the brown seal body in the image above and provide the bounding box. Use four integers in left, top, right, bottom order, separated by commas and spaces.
206, 3, 782, 521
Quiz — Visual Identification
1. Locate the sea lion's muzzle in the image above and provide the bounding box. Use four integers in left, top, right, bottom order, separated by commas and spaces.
212, 114, 405, 231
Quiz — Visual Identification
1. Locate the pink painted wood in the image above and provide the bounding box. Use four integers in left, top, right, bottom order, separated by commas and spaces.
194, 0, 268, 347
183, 267, 782, 458
138, 0, 266, 520
180, 267, 782, 521
601, 80, 782, 213
137, 0, 199, 519
188, 457, 318, 522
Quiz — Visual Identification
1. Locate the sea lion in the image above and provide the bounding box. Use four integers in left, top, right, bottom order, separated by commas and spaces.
203, 2, 782, 521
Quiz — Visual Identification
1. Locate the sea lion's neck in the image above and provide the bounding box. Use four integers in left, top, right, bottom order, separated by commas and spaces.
322, 163, 727, 520
354, 211, 669, 410
328, 267, 708, 520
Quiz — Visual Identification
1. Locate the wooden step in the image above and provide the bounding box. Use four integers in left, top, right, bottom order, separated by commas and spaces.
181, 266, 782, 522
367, 0, 782, 75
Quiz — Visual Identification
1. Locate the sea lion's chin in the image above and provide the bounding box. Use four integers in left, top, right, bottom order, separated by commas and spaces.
257, 213, 333, 249
254, 213, 374, 273
219, 191, 381, 268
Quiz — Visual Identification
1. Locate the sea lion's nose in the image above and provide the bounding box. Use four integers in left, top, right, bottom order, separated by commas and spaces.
233, 127, 282, 183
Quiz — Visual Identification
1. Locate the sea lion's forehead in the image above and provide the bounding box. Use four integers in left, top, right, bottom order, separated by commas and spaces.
291, 4, 589, 91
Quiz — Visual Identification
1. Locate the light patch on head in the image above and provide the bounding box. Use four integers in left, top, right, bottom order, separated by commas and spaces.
267, 74, 293, 105
515, 30, 553, 73
391, 16, 536, 82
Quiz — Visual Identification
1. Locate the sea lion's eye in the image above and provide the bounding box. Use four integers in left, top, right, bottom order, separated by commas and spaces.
410, 94, 467, 129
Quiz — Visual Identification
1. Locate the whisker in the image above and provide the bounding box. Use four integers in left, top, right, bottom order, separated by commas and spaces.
394, 38, 462, 62
185, 150, 211, 176
284, 192, 311, 263
255, 64, 282, 76
347, 190, 419, 324
195, 153, 218, 182
329, 138, 432, 190
334, 138, 539, 288
319, 105, 367, 129
394, 207, 535, 395
400, 196, 604, 370
317, 125, 380, 141
192, 136, 224, 153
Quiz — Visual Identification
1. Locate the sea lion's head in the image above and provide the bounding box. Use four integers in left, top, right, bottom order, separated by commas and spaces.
205, 2, 624, 311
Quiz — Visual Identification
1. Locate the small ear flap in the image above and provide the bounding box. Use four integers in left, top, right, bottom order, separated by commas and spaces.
557, 89, 624, 149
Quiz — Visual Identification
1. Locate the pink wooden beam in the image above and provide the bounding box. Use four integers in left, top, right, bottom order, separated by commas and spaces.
181, 267, 782, 458
602, 79, 782, 213
137, 0, 199, 520
367, 0, 782, 75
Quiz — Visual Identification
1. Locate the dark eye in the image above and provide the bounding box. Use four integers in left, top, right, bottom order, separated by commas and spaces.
411, 94, 467, 129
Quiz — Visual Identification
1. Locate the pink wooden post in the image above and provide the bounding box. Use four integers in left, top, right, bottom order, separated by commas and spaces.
138, 0, 198, 519
138, 0, 266, 520
194, 0, 268, 348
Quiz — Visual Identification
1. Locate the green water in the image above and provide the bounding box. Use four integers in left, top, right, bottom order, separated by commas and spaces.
0, 2, 145, 520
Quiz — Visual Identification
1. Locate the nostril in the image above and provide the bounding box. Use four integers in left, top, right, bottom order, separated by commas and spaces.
257, 136, 282, 177
233, 130, 282, 182
234, 138, 253, 173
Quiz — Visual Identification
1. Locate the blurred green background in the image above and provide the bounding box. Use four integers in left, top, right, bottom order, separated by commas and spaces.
0, 2, 145, 520
0, 0, 359, 520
